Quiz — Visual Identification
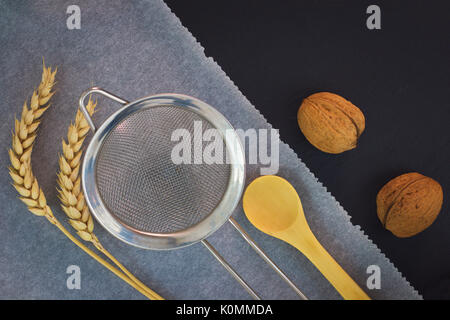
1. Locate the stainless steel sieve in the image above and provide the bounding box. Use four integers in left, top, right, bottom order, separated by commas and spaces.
79, 87, 307, 300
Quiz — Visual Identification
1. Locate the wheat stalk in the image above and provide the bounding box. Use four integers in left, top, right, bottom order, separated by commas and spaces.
8, 62, 162, 300
57, 98, 163, 300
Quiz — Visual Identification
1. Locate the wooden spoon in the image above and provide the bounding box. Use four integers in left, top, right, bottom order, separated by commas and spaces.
243, 175, 370, 300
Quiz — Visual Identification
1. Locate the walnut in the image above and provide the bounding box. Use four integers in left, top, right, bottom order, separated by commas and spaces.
376, 172, 444, 238
297, 92, 365, 154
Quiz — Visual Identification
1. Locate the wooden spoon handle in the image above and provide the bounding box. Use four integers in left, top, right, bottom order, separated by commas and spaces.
294, 233, 370, 300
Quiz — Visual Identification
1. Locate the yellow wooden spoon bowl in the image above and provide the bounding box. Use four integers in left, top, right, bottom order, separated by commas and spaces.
243, 175, 370, 300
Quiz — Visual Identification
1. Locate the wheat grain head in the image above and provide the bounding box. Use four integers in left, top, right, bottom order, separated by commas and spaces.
8, 62, 57, 224
56, 97, 104, 249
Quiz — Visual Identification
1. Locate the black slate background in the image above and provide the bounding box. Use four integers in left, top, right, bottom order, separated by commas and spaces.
165, 0, 450, 299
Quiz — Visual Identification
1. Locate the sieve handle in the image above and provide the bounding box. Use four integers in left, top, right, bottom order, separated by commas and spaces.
228, 217, 308, 300
201, 239, 261, 300
79, 87, 129, 132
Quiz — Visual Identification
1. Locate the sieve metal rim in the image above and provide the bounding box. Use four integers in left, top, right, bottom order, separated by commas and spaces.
81, 92, 245, 250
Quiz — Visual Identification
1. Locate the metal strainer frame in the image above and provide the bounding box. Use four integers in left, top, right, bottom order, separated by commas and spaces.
81, 90, 244, 250
79, 87, 307, 300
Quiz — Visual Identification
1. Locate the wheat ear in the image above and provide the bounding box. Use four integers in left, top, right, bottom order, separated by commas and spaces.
57, 98, 163, 300
8, 62, 161, 300
57, 97, 100, 246
9, 63, 57, 224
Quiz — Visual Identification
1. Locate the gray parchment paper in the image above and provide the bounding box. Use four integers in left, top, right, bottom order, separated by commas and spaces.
0, 0, 421, 299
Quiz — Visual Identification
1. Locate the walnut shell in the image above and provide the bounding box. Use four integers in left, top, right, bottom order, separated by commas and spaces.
297, 92, 365, 154
376, 172, 443, 238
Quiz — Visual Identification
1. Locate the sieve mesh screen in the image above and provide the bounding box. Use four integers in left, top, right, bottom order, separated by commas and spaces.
95, 106, 231, 234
